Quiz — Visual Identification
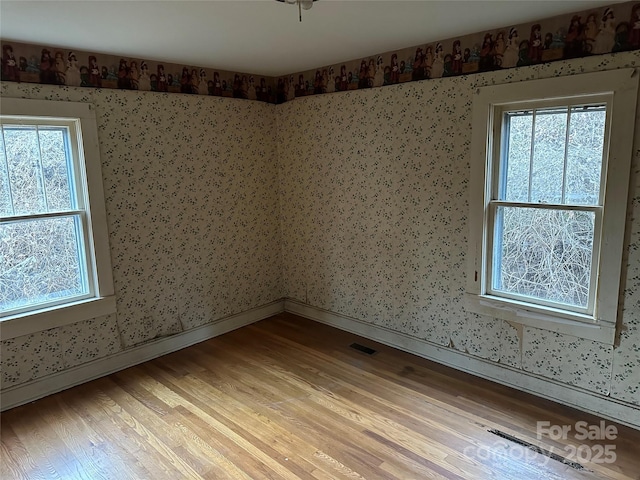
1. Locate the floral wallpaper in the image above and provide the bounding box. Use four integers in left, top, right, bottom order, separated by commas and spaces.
611, 160, 640, 404
277, 49, 640, 407
0, 82, 282, 389
1, 29, 640, 420
3, 1, 640, 105
522, 327, 613, 394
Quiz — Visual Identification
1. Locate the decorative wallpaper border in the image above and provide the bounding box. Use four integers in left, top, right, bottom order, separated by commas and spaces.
278, 1, 640, 102
0, 41, 276, 103
2, 1, 640, 104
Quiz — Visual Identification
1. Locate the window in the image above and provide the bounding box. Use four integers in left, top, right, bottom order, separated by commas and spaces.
1, 98, 115, 339
467, 69, 638, 344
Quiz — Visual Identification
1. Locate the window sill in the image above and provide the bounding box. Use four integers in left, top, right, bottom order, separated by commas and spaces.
0, 296, 117, 340
464, 293, 616, 345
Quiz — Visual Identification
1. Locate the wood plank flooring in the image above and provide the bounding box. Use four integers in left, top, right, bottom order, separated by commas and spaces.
2, 313, 639, 479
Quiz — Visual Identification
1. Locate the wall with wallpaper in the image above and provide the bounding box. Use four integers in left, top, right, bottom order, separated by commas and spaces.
277, 50, 640, 408
0, 83, 282, 389
2, 50, 640, 417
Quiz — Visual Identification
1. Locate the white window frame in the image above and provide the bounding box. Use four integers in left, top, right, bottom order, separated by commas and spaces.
467, 69, 638, 345
1, 98, 115, 339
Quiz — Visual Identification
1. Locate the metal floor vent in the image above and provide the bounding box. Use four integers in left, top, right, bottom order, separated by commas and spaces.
349, 343, 377, 355
488, 429, 585, 471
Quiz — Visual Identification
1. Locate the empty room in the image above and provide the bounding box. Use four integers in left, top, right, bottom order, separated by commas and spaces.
1, 1, 640, 478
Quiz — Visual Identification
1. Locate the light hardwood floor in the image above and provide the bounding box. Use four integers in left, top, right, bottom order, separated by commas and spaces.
2, 313, 639, 479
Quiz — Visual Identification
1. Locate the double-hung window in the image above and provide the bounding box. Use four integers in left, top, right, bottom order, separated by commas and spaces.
467, 69, 638, 344
1, 98, 114, 339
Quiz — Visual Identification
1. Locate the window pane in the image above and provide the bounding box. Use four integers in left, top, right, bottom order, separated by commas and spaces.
565, 106, 605, 205
492, 206, 594, 308
0, 215, 88, 313
531, 108, 567, 204
502, 112, 532, 202
0, 133, 12, 217
38, 127, 74, 211
3, 126, 46, 215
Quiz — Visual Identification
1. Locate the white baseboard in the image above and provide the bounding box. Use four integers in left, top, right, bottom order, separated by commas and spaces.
0, 300, 284, 412
284, 299, 640, 431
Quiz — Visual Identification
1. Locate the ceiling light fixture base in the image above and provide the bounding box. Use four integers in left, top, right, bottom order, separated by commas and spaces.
276, 0, 318, 22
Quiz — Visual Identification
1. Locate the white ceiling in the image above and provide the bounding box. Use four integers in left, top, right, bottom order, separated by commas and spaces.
0, 0, 621, 77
